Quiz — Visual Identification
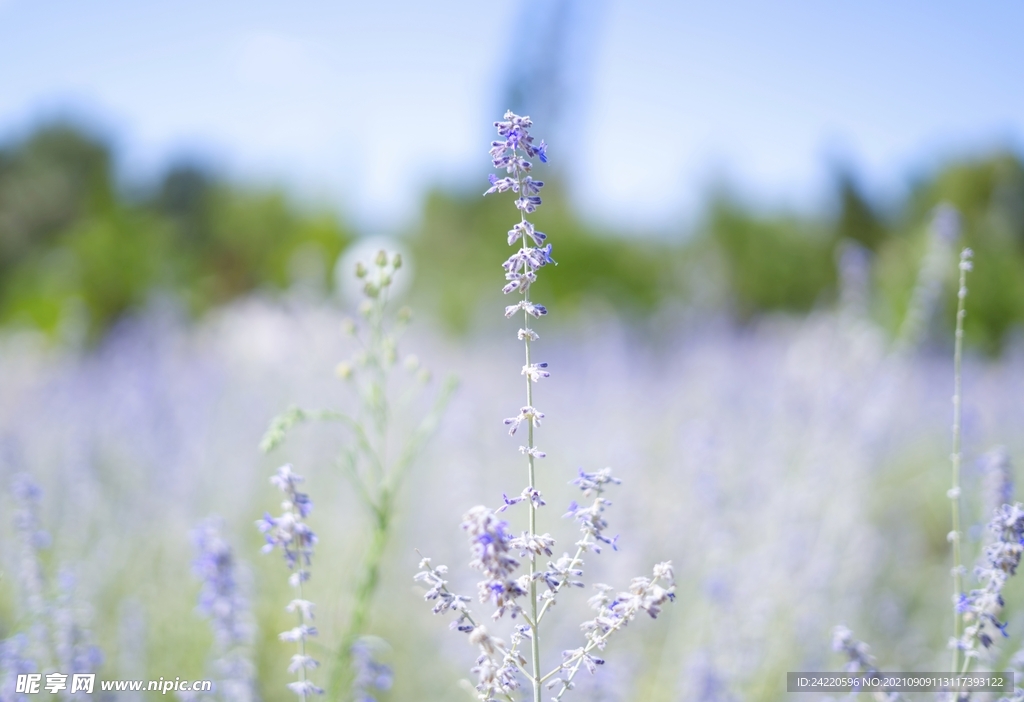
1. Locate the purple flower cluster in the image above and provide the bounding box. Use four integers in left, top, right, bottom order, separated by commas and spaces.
468, 625, 523, 700
193, 518, 250, 650
548, 563, 675, 698
191, 518, 256, 702
350, 638, 393, 702
564, 468, 621, 553
0, 634, 36, 702
486, 111, 555, 328
830, 627, 906, 701
582, 562, 676, 635
497, 487, 546, 513
257, 465, 322, 698
955, 503, 1024, 656
257, 465, 317, 583
414, 558, 472, 626
831, 625, 879, 674
462, 506, 527, 620
414, 111, 674, 702
4, 476, 104, 699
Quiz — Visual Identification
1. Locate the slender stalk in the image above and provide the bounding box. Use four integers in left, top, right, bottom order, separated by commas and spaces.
949, 248, 971, 673
521, 212, 542, 702
296, 577, 312, 700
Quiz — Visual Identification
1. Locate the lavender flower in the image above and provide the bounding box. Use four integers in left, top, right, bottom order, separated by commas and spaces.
462, 506, 527, 619
51, 570, 104, 688
4, 475, 104, 699
193, 519, 250, 649
831, 625, 878, 674
955, 503, 1024, 658
258, 464, 322, 698
547, 563, 675, 699
831, 627, 905, 701
414, 558, 471, 621
258, 465, 317, 583
191, 518, 256, 702
0, 634, 37, 702
415, 111, 673, 702
350, 638, 392, 702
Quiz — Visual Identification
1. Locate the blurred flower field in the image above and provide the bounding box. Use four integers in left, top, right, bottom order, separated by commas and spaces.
1, 276, 1023, 699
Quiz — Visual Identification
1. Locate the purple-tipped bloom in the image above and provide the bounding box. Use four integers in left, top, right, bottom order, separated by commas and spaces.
571, 467, 621, 496
485, 110, 555, 304
832, 626, 879, 675
192, 518, 251, 652
462, 506, 526, 619
258, 464, 322, 698
955, 502, 1024, 655
258, 465, 318, 575
350, 638, 393, 702
0, 634, 37, 702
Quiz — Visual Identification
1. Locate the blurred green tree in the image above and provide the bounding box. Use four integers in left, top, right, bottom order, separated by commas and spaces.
0, 123, 354, 341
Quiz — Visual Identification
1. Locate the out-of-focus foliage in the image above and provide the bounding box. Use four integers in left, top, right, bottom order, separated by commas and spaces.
2, 122, 1023, 352
0, 123, 354, 340
703, 197, 838, 317
905, 154, 1024, 353
412, 152, 1024, 352
409, 181, 685, 332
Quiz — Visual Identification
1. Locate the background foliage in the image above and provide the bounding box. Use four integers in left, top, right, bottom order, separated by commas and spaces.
1, 122, 1023, 350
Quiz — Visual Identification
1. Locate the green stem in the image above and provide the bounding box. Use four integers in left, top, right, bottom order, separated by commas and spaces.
296, 575, 312, 700
516, 191, 542, 702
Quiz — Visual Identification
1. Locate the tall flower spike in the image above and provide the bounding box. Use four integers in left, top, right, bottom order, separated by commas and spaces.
258, 465, 322, 699
192, 518, 256, 702
416, 111, 672, 702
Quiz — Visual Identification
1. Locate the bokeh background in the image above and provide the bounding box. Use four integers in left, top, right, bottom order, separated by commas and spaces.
2, 1, 1024, 700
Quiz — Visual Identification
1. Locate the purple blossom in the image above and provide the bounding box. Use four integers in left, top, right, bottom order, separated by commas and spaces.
485, 110, 554, 302
0, 634, 37, 702
497, 487, 546, 513
956, 502, 1024, 655
503, 406, 545, 436
258, 464, 322, 698
192, 518, 251, 651
571, 467, 621, 496
258, 465, 317, 574
507, 221, 546, 247
504, 300, 547, 319
461, 506, 525, 619
350, 638, 393, 702
522, 362, 550, 383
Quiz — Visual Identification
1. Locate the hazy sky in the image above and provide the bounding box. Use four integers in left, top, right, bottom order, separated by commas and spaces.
1, 0, 1021, 232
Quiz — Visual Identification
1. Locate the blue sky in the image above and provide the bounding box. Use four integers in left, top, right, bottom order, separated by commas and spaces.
1, 0, 1021, 233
